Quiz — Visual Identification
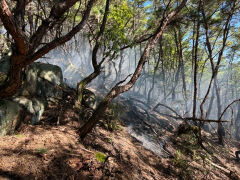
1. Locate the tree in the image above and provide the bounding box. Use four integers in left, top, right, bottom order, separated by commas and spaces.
79, 0, 188, 139
0, 0, 96, 98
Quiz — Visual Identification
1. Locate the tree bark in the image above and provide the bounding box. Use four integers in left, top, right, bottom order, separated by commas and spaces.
235, 102, 240, 140
192, 1, 201, 120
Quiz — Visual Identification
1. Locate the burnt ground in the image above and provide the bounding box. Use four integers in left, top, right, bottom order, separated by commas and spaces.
0, 88, 240, 180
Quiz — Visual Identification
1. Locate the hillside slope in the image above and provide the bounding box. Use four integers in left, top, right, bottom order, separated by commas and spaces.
0, 88, 239, 180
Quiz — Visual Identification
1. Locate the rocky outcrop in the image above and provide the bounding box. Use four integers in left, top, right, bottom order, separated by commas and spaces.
0, 100, 22, 136
20, 62, 63, 98
13, 97, 46, 125
0, 62, 63, 136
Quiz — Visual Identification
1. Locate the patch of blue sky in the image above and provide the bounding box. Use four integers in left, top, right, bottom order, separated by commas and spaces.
143, 1, 152, 7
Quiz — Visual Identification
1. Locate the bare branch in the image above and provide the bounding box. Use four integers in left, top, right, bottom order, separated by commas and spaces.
219, 99, 240, 121
29, 0, 95, 51
115, 74, 133, 87
24, 0, 96, 65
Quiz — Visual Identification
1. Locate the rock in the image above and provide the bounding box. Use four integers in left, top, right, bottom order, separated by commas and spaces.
0, 56, 10, 86
14, 62, 63, 124
82, 89, 97, 110
0, 72, 7, 86
13, 97, 46, 125
0, 55, 10, 73
20, 62, 63, 98
0, 100, 22, 136
0, 62, 64, 134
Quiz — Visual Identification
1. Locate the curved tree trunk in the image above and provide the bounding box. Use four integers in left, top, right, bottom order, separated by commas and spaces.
76, 0, 110, 106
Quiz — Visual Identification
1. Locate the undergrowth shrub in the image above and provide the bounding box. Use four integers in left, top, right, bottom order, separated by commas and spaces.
103, 103, 125, 131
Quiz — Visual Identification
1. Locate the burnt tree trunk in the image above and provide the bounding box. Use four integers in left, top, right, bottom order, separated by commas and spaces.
235, 102, 240, 140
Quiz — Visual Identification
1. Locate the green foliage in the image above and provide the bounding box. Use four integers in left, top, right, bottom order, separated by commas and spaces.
36, 147, 48, 155
15, 134, 24, 138
174, 150, 188, 169
105, 137, 112, 143
95, 152, 107, 163
173, 150, 194, 178
104, 0, 134, 50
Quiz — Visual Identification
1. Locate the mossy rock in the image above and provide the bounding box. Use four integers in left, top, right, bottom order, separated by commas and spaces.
82, 89, 96, 109
0, 100, 22, 136
0, 72, 7, 85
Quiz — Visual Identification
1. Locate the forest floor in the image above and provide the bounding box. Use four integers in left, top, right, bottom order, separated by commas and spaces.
0, 88, 240, 180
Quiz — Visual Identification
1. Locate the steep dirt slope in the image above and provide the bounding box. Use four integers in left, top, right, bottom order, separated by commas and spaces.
0, 88, 239, 180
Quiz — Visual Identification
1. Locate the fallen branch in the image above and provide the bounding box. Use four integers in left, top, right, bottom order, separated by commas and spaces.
153, 103, 184, 120
182, 117, 228, 123
206, 159, 230, 174
128, 98, 228, 123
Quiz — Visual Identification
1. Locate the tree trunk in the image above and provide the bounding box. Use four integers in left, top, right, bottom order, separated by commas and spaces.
206, 88, 215, 119
147, 39, 162, 104
235, 102, 240, 140
76, 0, 110, 104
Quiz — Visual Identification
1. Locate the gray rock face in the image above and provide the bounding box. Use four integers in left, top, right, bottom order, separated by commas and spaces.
0, 55, 10, 74
20, 62, 63, 98
0, 62, 63, 136
0, 100, 22, 136
13, 97, 45, 125
18, 62, 63, 124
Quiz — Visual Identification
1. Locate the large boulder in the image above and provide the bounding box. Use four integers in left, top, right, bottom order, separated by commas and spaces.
0, 62, 64, 135
0, 100, 22, 136
20, 62, 63, 98
17, 62, 63, 124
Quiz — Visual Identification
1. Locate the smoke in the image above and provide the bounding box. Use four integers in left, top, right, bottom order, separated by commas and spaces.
38, 33, 239, 141
127, 125, 169, 157
38, 35, 93, 87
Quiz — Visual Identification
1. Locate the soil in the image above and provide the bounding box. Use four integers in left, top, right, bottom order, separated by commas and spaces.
0, 88, 239, 180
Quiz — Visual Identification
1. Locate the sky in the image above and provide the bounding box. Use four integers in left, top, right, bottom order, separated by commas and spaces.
143, 1, 152, 6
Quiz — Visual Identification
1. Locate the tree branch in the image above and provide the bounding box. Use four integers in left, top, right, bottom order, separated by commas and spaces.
0, 0, 28, 55
24, 0, 96, 66
29, 0, 94, 51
